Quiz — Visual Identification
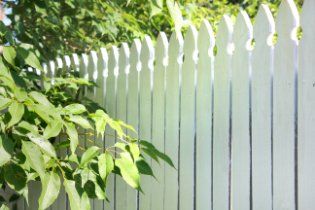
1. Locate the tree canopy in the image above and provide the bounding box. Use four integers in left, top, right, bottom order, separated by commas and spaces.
4, 0, 303, 60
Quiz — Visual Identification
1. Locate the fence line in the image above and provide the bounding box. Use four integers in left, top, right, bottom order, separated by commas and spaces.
22, 0, 315, 210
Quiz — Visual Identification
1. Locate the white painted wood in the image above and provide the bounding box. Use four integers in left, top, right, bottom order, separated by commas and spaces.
71, 53, 80, 73
231, 10, 253, 210
104, 46, 119, 210
298, 0, 315, 209
138, 35, 154, 210
164, 31, 183, 210
196, 19, 215, 210
179, 25, 198, 210
273, 1, 299, 210
94, 48, 108, 210
251, 5, 275, 210
126, 39, 141, 210
151, 32, 168, 210
115, 43, 130, 210
212, 15, 233, 210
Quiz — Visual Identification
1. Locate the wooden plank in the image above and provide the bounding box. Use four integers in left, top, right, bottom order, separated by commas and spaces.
104, 46, 119, 210
126, 39, 141, 210
251, 5, 275, 210
196, 19, 215, 210
115, 43, 130, 210
164, 31, 183, 210
298, 0, 315, 209
231, 10, 253, 210
138, 35, 154, 210
273, 0, 299, 210
179, 25, 198, 210
151, 32, 168, 210
212, 15, 233, 210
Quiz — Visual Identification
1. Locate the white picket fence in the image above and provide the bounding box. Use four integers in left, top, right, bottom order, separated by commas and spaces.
17, 0, 315, 209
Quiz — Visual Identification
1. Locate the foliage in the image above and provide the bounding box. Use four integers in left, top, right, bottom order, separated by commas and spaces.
0, 22, 173, 210
4, 0, 303, 61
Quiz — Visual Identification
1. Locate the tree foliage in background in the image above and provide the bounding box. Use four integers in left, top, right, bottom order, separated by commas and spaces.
4, 0, 303, 61
0, 22, 173, 210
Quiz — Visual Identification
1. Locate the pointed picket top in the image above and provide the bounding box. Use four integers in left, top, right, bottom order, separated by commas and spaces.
198, 19, 215, 56
155, 32, 169, 67
233, 10, 253, 47
183, 25, 198, 58
169, 31, 184, 60
98, 48, 108, 78
87, 50, 98, 82
254, 4, 275, 44
56, 57, 63, 70
140, 35, 155, 69
118, 43, 130, 75
130, 38, 142, 73
108, 46, 119, 77
71, 53, 80, 72
63, 55, 70, 67
276, 0, 300, 39
216, 15, 234, 53
79, 53, 89, 79
300, 0, 315, 29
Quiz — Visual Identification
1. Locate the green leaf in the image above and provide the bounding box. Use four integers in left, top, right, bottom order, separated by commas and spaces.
80, 146, 100, 167
3, 163, 27, 191
136, 157, 154, 177
90, 110, 109, 137
0, 135, 14, 166
17, 121, 39, 135
3, 46, 16, 65
150, 0, 164, 16
43, 121, 63, 139
29, 91, 53, 107
166, 0, 184, 33
0, 97, 12, 111
65, 122, 78, 154
27, 133, 57, 158
22, 141, 45, 178
98, 152, 114, 182
115, 155, 140, 189
64, 179, 90, 210
68, 115, 92, 130
0, 204, 9, 210
7, 101, 24, 128
38, 171, 60, 210
140, 140, 175, 168
17, 47, 43, 71
64, 104, 87, 115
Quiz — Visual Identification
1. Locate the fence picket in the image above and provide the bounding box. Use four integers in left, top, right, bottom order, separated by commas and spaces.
179, 25, 198, 210
151, 32, 168, 210
252, 5, 275, 210
196, 20, 215, 210
231, 10, 253, 210
212, 15, 233, 210
126, 39, 141, 210
104, 46, 119, 210
273, 1, 299, 210
164, 31, 183, 210
138, 35, 154, 210
298, 0, 315, 209
115, 43, 130, 210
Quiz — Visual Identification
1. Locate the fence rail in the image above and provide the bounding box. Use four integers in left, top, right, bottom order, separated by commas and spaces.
20, 0, 315, 209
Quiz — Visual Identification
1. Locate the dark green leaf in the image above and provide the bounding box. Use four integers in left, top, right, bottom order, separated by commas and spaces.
136, 157, 154, 177
3, 163, 27, 191
0, 135, 14, 166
